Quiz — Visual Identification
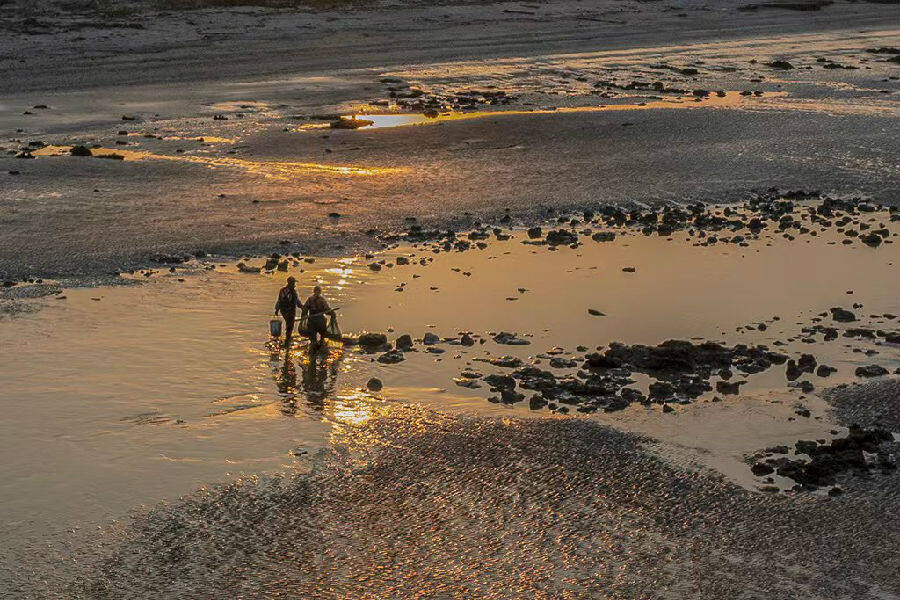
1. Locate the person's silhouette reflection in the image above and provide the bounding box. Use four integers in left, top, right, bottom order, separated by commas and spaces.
272, 342, 344, 415
276, 351, 298, 416
302, 351, 328, 410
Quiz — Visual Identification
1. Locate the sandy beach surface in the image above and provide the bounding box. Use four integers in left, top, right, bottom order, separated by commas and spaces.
2, 0, 900, 598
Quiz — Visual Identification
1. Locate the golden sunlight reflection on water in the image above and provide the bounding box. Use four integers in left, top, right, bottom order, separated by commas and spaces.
31, 145, 406, 178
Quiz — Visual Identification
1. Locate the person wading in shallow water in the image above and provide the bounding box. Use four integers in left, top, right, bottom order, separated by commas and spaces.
303, 285, 335, 350
274, 276, 302, 343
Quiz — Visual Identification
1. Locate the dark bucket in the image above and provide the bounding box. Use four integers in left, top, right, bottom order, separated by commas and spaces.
269, 319, 282, 337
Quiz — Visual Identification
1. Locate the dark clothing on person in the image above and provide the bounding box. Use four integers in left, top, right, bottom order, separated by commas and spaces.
303, 294, 332, 346
275, 285, 302, 339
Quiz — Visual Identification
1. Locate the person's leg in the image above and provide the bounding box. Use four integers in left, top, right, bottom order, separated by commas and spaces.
284, 312, 295, 343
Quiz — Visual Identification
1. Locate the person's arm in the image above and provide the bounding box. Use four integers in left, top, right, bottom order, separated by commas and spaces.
274, 295, 280, 315
322, 299, 334, 315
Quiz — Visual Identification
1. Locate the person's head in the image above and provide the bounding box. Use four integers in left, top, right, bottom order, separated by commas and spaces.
286, 276, 296, 289
313, 285, 322, 296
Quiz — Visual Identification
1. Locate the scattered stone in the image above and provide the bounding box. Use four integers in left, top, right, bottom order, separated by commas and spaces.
546, 230, 578, 246
765, 60, 795, 70
366, 378, 383, 391
395, 334, 413, 350
751, 462, 775, 476
855, 365, 888, 377
830, 307, 856, 322
770, 425, 894, 489
377, 349, 405, 364
716, 380, 746, 395
487, 356, 522, 368
358, 332, 389, 348
236, 262, 261, 273
493, 332, 530, 345
549, 357, 578, 369
483, 373, 517, 390
816, 365, 837, 377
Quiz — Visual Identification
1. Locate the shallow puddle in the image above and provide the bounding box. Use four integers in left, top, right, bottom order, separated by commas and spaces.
1, 202, 898, 546
316, 91, 789, 130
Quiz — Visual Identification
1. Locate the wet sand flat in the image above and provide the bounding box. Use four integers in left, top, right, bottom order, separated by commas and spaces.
2, 1, 900, 597
2, 3, 899, 280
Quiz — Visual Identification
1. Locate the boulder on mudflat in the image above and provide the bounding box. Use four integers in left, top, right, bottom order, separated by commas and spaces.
493, 332, 530, 345
377, 349, 405, 364
855, 365, 888, 377
359, 332, 389, 348
830, 307, 856, 322
395, 334, 413, 350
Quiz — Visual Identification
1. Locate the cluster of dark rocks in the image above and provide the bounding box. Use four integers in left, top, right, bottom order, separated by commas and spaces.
448, 339, 793, 413
377, 192, 897, 256
370, 77, 517, 114
750, 425, 897, 492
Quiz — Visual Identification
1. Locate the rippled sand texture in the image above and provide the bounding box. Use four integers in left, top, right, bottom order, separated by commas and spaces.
56, 405, 898, 600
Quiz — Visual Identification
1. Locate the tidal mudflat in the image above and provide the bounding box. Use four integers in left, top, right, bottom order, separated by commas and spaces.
3, 0, 900, 597
2, 193, 899, 597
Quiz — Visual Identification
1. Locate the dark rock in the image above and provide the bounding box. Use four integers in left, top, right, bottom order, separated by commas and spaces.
546, 229, 578, 246
70, 145, 92, 157
549, 357, 577, 369
855, 365, 888, 377
377, 349, 405, 364
816, 365, 837, 377
488, 356, 523, 368
358, 332, 389, 348
716, 380, 745, 395
483, 373, 516, 390
366, 378, 383, 391
493, 332, 530, 345
860, 233, 882, 247
830, 307, 856, 322
649, 381, 675, 399
751, 462, 775, 476
395, 334, 413, 350
500, 388, 525, 403
776, 425, 894, 488
798, 353, 817, 372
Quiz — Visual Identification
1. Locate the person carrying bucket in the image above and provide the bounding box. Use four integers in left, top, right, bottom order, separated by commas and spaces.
302, 286, 336, 350
274, 276, 302, 342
